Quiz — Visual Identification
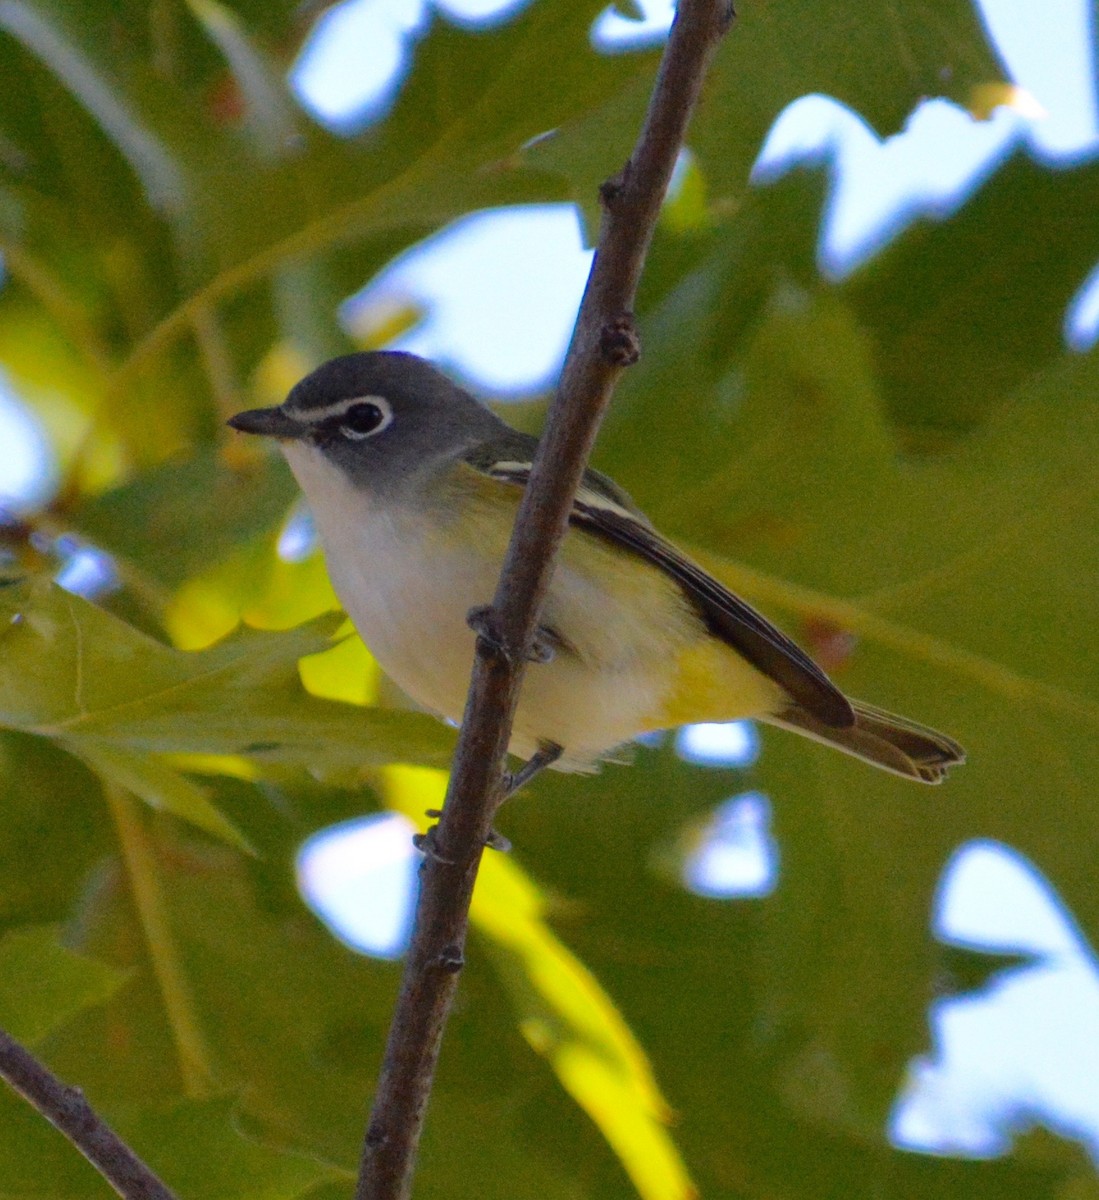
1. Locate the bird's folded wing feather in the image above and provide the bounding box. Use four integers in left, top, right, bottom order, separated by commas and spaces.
468, 447, 854, 730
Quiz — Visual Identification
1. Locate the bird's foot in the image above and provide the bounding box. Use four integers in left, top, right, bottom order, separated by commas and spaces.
416, 742, 563, 861
422, 808, 511, 854
484, 827, 512, 853
412, 824, 453, 866
466, 605, 559, 665
502, 741, 563, 800
526, 628, 558, 665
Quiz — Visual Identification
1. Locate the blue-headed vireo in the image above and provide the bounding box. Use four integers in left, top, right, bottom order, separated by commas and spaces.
228, 351, 964, 786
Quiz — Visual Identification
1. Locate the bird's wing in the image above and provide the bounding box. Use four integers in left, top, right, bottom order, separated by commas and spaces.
464, 442, 854, 729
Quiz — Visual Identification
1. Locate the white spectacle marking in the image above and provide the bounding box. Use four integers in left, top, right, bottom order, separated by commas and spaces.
340, 395, 394, 439
286, 393, 391, 423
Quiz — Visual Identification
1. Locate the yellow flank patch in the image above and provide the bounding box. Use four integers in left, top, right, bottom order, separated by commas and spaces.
648, 636, 781, 730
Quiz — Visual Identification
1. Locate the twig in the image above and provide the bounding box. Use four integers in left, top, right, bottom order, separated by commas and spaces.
354, 3, 735, 1198
0, 1028, 177, 1200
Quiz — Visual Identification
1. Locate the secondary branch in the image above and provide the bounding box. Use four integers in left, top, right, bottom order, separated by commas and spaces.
355, 4, 734, 1198
0, 1028, 177, 1200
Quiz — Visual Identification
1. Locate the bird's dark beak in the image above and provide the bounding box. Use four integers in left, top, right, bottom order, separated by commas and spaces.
226, 406, 305, 439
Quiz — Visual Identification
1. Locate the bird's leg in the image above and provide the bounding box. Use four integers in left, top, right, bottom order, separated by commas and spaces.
419, 742, 562, 857
502, 740, 563, 801
450, 608, 566, 854
419, 808, 512, 856
487, 742, 562, 852
466, 605, 560, 665
483, 828, 512, 853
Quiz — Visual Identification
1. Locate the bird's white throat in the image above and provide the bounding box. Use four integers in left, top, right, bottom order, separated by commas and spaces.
280, 440, 498, 733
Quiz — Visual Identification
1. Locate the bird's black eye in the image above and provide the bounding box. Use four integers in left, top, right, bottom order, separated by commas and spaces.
339, 399, 391, 440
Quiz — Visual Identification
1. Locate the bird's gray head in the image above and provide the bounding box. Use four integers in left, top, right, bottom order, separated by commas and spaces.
227, 351, 505, 498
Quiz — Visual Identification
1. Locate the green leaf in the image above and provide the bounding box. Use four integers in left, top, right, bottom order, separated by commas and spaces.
0, 578, 453, 840
183, 0, 301, 161
121, 1098, 346, 1200
0, 0, 189, 216
72, 741, 252, 851
578, 150, 1099, 1130
0, 577, 452, 764
37, 810, 613, 1198
0, 924, 128, 1044
694, 0, 1007, 206
0, 734, 112, 929
528, 0, 1006, 216
843, 152, 1099, 433
72, 448, 297, 592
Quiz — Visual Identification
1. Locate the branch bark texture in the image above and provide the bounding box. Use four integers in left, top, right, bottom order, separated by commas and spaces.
355, 4, 734, 1197
0, 1028, 177, 1200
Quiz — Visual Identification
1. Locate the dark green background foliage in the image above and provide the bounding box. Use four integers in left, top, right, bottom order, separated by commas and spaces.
1, 1, 1097, 1197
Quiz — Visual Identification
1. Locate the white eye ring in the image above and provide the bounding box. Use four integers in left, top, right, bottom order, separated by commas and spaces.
338, 396, 394, 440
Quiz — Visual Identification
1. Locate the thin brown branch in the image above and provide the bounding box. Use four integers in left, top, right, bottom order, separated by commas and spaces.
0, 1028, 177, 1200
354, 3, 734, 1198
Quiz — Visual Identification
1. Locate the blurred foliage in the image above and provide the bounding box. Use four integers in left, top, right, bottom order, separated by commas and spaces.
0, 0, 1097, 1198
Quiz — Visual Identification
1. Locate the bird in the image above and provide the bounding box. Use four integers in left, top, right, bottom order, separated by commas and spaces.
228, 350, 964, 789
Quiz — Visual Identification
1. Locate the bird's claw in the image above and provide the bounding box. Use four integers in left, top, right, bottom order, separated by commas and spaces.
502, 741, 564, 800
527, 628, 557, 665
485, 827, 511, 853
466, 605, 509, 661
420, 808, 510, 853
466, 605, 558, 665
412, 825, 453, 866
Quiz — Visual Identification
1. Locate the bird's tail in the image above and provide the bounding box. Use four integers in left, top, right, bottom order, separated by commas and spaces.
765, 699, 965, 784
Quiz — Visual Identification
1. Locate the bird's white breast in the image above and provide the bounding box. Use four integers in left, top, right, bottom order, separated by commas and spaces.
282, 442, 483, 726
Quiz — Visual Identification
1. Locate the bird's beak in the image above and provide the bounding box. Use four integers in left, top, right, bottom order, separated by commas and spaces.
226, 406, 305, 439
